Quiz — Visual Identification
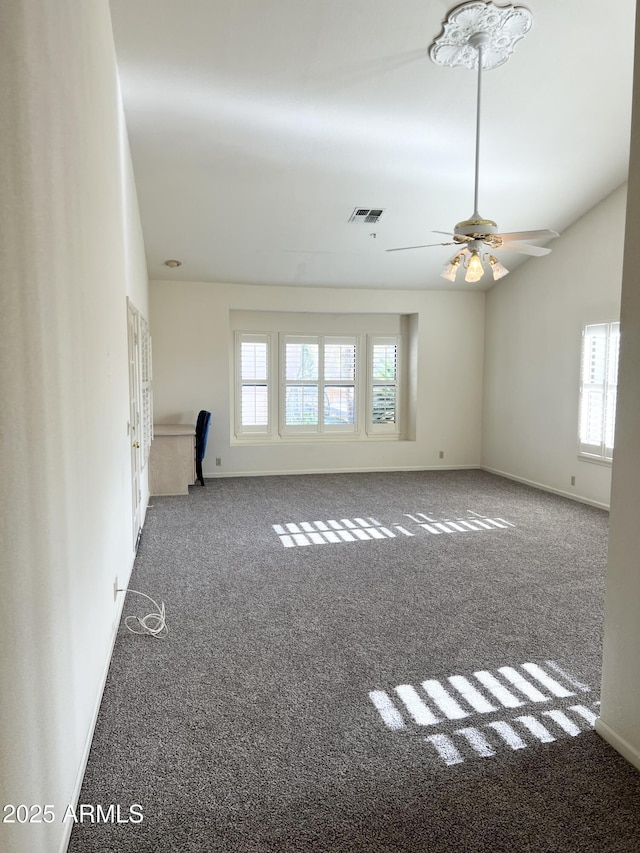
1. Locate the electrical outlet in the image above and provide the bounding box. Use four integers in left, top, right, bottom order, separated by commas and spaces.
571, 475, 576, 486
113, 576, 118, 601
439, 450, 444, 459
216, 457, 222, 466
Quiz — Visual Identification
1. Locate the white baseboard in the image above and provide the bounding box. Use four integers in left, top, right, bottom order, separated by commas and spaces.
202, 464, 479, 479
57, 552, 136, 853
481, 466, 610, 511
595, 717, 640, 772
202, 465, 610, 511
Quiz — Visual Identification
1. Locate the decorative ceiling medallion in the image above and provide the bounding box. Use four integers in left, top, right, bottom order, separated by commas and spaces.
430, 1, 533, 70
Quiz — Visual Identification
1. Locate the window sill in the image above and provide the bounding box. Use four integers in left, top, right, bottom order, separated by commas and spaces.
577, 452, 613, 467
232, 433, 403, 445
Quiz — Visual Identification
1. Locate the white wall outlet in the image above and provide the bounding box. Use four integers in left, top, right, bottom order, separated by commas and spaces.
113, 576, 118, 601
571, 475, 576, 486
215, 457, 222, 466
439, 450, 444, 459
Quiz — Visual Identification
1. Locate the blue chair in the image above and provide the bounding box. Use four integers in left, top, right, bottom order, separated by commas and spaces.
195, 410, 211, 486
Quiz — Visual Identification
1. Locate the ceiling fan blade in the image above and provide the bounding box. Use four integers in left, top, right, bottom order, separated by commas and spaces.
496, 229, 559, 242
498, 242, 553, 256
386, 241, 459, 252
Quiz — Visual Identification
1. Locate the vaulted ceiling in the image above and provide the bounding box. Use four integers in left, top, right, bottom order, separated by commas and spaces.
109, 0, 635, 290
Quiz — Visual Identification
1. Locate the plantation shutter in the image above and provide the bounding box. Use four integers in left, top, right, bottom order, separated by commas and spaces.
282, 336, 357, 432
579, 322, 619, 459
324, 339, 356, 427
371, 340, 398, 426
238, 336, 270, 432
284, 338, 319, 427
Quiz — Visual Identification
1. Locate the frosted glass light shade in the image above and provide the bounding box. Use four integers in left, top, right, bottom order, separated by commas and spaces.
489, 255, 509, 280
440, 253, 462, 282
465, 251, 484, 282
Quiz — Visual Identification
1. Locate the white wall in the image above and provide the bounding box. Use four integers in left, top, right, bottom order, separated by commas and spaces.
596, 5, 640, 770
149, 282, 485, 476
481, 184, 626, 508
0, 3, 148, 852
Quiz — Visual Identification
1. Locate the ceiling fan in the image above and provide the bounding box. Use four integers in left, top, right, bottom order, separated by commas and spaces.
387, 1, 558, 283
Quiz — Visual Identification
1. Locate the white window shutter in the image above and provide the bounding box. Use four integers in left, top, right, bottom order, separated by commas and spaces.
578, 322, 619, 461
236, 334, 271, 434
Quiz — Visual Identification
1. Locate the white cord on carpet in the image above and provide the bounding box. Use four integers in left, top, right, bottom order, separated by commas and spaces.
117, 588, 168, 639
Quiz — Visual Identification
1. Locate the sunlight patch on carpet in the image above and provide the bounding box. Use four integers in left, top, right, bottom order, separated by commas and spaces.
273, 510, 515, 547
369, 660, 598, 766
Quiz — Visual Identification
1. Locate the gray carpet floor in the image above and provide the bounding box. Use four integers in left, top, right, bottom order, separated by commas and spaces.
69, 470, 640, 852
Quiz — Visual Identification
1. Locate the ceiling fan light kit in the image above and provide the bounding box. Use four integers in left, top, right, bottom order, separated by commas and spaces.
440, 244, 509, 283
388, 1, 558, 285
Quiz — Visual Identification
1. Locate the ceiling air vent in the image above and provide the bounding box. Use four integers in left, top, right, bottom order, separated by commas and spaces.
348, 207, 385, 224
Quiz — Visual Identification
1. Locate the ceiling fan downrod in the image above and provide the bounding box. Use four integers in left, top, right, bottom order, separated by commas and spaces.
469, 31, 490, 223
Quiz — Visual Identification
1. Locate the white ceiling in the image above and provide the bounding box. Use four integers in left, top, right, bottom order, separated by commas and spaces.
109, 0, 635, 291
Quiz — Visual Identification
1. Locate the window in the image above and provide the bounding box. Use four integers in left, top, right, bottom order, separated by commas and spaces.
370, 337, 399, 433
234, 328, 402, 441
282, 336, 357, 434
578, 322, 620, 462
236, 334, 270, 434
